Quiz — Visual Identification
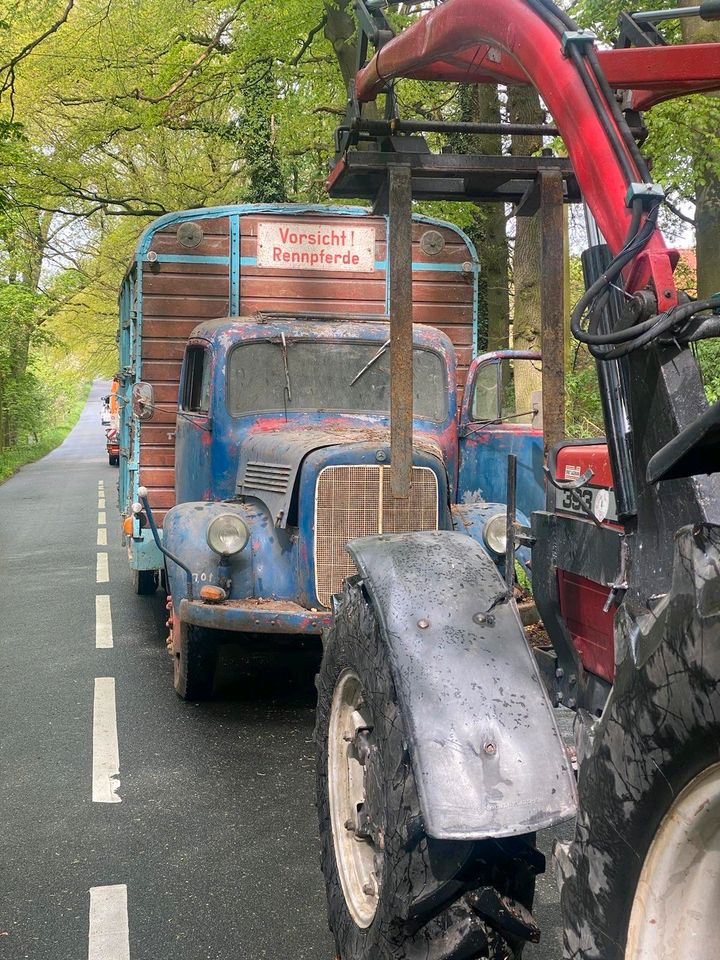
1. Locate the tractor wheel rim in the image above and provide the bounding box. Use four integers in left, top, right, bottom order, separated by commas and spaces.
625, 760, 720, 960
328, 668, 380, 929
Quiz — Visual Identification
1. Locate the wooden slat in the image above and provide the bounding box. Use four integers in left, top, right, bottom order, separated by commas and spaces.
139, 466, 175, 487
143, 296, 230, 319
143, 273, 230, 297
141, 340, 187, 361
140, 359, 183, 382
140, 446, 175, 466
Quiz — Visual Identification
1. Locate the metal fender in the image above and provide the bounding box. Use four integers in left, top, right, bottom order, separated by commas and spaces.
162, 500, 259, 605
347, 530, 577, 840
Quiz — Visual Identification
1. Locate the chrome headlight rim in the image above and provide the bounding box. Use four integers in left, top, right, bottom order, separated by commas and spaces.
206, 513, 249, 557
483, 511, 508, 556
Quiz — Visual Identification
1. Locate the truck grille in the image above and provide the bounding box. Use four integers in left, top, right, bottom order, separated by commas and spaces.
314, 465, 439, 608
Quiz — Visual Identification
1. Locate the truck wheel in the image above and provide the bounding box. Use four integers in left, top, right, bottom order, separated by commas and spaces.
133, 569, 157, 595
315, 578, 542, 960
173, 622, 218, 701
559, 527, 720, 960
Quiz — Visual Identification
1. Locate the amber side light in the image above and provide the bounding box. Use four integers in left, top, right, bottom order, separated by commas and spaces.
123, 516, 134, 536
200, 584, 227, 603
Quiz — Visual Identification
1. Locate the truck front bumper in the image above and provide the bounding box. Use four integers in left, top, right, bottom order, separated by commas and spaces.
179, 598, 332, 635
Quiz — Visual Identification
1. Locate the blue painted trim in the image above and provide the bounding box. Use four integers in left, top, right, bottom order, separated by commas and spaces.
239, 256, 256, 267
130, 528, 164, 571
145, 253, 230, 265
133, 257, 144, 515
413, 262, 471, 273
230, 215, 240, 315
384, 217, 391, 316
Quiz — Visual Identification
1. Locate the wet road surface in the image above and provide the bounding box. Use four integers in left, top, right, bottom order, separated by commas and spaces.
0, 381, 573, 959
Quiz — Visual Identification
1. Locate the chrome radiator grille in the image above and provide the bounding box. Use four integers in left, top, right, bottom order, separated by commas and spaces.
314, 465, 439, 608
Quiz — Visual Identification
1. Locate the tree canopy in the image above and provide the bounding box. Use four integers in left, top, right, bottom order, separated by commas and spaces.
0, 0, 717, 454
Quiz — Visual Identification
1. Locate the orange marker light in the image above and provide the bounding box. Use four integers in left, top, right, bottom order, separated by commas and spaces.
123, 516, 134, 536
200, 584, 227, 603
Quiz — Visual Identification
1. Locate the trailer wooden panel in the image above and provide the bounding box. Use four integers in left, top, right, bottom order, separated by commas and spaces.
121, 206, 479, 526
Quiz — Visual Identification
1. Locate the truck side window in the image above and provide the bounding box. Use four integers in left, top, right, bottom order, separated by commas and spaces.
181, 345, 211, 413
471, 358, 540, 424
471, 362, 500, 422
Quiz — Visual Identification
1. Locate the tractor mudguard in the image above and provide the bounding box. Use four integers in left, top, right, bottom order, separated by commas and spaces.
347, 530, 577, 841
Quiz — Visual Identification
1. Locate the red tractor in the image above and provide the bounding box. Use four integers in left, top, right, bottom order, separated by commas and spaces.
314, 3, 720, 959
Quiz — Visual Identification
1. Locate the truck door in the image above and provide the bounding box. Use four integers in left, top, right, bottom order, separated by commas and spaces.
457, 351, 545, 518
175, 340, 213, 505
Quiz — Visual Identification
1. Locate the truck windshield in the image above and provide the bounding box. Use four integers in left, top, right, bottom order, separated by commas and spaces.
227, 339, 448, 422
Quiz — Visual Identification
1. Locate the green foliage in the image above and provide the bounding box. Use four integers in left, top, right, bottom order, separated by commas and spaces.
240, 63, 288, 204
572, 0, 720, 198
0, 373, 90, 483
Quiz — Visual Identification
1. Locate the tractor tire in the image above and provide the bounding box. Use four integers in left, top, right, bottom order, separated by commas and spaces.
133, 569, 157, 595
315, 578, 543, 960
173, 622, 218, 701
559, 524, 720, 960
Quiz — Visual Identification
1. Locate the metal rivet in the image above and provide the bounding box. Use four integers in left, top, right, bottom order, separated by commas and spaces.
375, 449, 387, 462
568, 698, 577, 709
484, 741, 497, 756
569, 674, 577, 687
417, 618, 430, 629
344, 819, 355, 832
146, 250, 158, 263
555, 667, 564, 679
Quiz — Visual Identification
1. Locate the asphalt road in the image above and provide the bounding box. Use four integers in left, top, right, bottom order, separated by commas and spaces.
0, 380, 573, 960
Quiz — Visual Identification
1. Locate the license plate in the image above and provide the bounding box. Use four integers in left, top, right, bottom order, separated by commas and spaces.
555, 485, 617, 523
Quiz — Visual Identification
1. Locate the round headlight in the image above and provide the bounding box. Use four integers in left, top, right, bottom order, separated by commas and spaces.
483, 512, 508, 556
206, 514, 249, 556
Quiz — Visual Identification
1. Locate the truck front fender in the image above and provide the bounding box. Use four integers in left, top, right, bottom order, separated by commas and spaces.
347, 530, 576, 840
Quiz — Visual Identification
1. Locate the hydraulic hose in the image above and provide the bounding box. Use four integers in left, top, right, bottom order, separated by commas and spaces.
591, 299, 718, 360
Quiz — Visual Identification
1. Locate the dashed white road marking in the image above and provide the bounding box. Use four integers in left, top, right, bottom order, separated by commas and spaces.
96, 596, 113, 649
88, 884, 129, 959
96, 553, 109, 583
92, 678, 121, 804
98, 497, 106, 509
98, 511, 107, 526
97, 529, 108, 546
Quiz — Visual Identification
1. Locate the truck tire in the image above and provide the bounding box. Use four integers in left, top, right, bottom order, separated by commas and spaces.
315, 578, 542, 960
173, 622, 218, 701
133, 569, 158, 595
559, 526, 720, 960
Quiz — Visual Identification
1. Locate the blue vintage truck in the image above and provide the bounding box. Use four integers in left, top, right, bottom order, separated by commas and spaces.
117, 204, 543, 697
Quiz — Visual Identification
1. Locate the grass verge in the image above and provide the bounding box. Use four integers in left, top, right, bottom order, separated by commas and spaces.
0, 381, 92, 484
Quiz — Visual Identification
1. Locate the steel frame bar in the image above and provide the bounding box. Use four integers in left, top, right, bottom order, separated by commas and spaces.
539, 170, 566, 456
388, 165, 414, 500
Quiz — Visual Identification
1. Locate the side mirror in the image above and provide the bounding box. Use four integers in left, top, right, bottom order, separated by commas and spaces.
131, 382, 155, 420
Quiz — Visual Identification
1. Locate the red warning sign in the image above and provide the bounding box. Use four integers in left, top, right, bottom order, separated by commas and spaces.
256, 222, 376, 272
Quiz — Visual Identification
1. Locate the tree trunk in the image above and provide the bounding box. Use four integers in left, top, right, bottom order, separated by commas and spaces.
508, 84, 544, 411
696, 171, 720, 297
680, 1, 720, 296
456, 84, 510, 353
